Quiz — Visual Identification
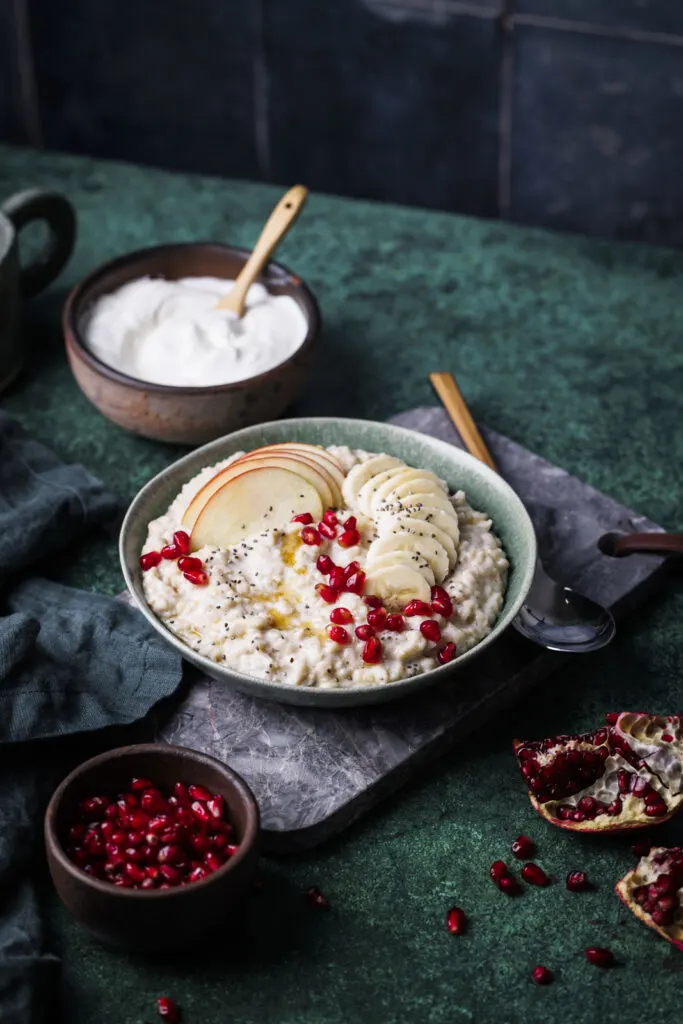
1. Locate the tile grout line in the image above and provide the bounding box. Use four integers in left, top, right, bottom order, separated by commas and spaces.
11, 0, 42, 147
252, 0, 272, 181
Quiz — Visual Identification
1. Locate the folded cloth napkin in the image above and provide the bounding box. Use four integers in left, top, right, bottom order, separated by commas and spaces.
0, 411, 184, 1024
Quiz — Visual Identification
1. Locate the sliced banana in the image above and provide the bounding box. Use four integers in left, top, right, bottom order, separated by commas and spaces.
364, 564, 431, 608
394, 490, 456, 517
378, 504, 459, 546
367, 532, 449, 583
357, 467, 410, 518
341, 455, 404, 510
367, 550, 436, 586
378, 476, 448, 508
382, 515, 457, 569
368, 467, 438, 513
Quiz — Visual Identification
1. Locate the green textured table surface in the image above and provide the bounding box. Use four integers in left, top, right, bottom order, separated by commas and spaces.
2, 144, 683, 1024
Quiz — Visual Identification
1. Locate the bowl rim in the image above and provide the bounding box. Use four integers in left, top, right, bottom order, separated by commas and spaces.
44, 742, 260, 899
62, 241, 321, 394
119, 416, 538, 705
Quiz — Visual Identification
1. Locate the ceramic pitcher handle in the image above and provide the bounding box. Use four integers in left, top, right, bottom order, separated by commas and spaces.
1, 189, 76, 298
600, 532, 683, 557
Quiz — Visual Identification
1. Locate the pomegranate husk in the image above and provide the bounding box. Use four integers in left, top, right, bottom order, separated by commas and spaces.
514, 713, 683, 833
616, 846, 683, 952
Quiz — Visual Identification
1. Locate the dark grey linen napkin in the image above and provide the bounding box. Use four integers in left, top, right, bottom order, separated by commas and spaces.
0, 411, 184, 1023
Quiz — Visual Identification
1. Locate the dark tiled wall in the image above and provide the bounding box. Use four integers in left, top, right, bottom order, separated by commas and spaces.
2, 0, 683, 246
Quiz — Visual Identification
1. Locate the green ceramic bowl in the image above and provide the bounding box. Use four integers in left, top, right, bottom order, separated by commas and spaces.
120, 417, 537, 707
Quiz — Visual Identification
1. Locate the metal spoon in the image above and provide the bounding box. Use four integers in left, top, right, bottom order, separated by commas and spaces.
429, 372, 616, 653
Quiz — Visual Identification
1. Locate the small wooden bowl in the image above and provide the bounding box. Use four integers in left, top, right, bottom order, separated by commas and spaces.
44, 744, 260, 951
63, 243, 320, 444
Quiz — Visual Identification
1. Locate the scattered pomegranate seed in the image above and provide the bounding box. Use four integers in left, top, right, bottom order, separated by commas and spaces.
521, 863, 549, 887
403, 600, 432, 617
446, 906, 467, 935
531, 965, 553, 985
177, 556, 203, 573
490, 860, 508, 881
430, 585, 453, 618
343, 516, 357, 531
566, 871, 590, 892
307, 886, 329, 909
292, 512, 313, 524
323, 510, 339, 527
585, 947, 614, 968
437, 642, 457, 664
328, 567, 346, 589
344, 571, 366, 595
183, 570, 208, 586
156, 996, 181, 1023
316, 584, 339, 604
343, 561, 360, 579
362, 637, 383, 664
328, 625, 351, 645
173, 531, 190, 555
319, 521, 337, 540
301, 526, 321, 545
386, 614, 405, 633
367, 607, 388, 631
338, 528, 360, 548
420, 619, 442, 643
511, 835, 535, 859
140, 551, 162, 571
364, 595, 383, 609
316, 554, 334, 575
161, 544, 180, 560
355, 624, 375, 641
498, 874, 521, 895
330, 607, 353, 625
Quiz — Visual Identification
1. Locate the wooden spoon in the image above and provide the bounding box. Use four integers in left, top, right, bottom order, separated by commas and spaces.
215, 184, 308, 317
429, 371, 497, 470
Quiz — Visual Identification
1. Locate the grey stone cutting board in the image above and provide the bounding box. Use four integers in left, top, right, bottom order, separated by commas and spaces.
153, 407, 669, 852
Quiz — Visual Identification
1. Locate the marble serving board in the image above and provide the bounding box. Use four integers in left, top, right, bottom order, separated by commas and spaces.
151, 407, 669, 853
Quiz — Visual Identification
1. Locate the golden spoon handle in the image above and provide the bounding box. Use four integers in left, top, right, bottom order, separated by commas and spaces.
429, 371, 498, 472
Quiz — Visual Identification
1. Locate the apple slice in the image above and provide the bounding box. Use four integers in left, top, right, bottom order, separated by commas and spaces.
190, 467, 323, 550
182, 455, 331, 530
233, 450, 340, 508
243, 443, 345, 495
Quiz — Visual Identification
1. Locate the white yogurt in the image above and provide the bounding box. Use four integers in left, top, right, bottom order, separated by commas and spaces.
83, 275, 308, 387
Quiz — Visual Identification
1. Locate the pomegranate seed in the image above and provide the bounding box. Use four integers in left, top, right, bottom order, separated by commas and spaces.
328, 567, 346, 589
301, 526, 321, 545
177, 556, 203, 572
338, 528, 360, 548
343, 516, 357, 530
161, 544, 180, 560
446, 906, 467, 935
403, 600, 431, 617
190, 834, 211, 854
437, 642, 457, 664
531, 965, 553, 985
367, 607, 388, 631
344, 571, 366, 595
511, 835, 535, 859
386, 614, 405, 633
140, 551, 162, 571
662, 732, 674, 742
225, 844, 239, 857
566, 871, 590, 892
490, 860, 508, 881
104, 803, 119, 821
205, 852, 224, 872
355, 624, 375, 641
173, 782, 191, 805
207, 795, 224, 819
146, 815, 171, 834
521, 863, 549, 887
183, 570, 208, 586
159, 864, 183, 885
585, 947, 614, 968
644, 801, 668, 817
605, 712, 619, 725
420, 620, 441, 643
81, 796, 108, 818
141, 789, 169, 814
330, 607, 353, 625
191, 801, 211, 824
316, 554, 334, 575
175, 807, 195, 827
156, 997, 181, 1023
211, 832, 228, 849
127, 830, 144, 847
430, 585, 453, 618
124, 862, 146, 884
655, 873, 676, 895
69, 825, 86, 843
173, 531, 190, 555
364, 595, 383, 609
307, 886, 329, 909
189, 866, 209, 882
316, 584, 339, 604
130, 777, 154, 793
328, 625, 351, 645
362, 637, 383, 664
323, 510, 339, 527
188, 785, 212, 802
319, 521, 337, 540
498, 874, 521, 895
292, 512, 313, 524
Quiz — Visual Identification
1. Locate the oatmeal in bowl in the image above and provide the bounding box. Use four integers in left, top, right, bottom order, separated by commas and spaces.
121, 419, 536, 707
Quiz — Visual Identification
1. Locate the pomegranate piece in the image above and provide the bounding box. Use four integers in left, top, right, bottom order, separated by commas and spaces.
323, 510, 339, 527
490, 860, 509, 882
156, 997, 181, 1023
291, 512, 313, 525
316, 554, 334, 575
177, 556, 203, 573
362, 637, 383, 664
513, 712, 683, 833
161, 544, 180, 560
188, 785, 212, 802
430, 585, 453, 619
498, 874, 521, 896
343, 516, 357, 531
364, 595, 383, 609
141, 789, 169, 814
403, 600, 432, 617
531, 965, 553, 985
585, 947, 614, 968
355, 624, 375, 641
616, 845, 683, 951
566, 871, 591, 892
436, 642, 457, 665
183, 570, 208, 586
307, 886, 329, 909
173, 530, 190, 555
338, 528, 360, 548
328, 625, 351, 645
446, 906, 467, 935
367, 607, 388, 631
191, 800, 211, 823
301, 526, 321, 545
319, 521, 337, 540
330, 607, 353, 625
511, 835, 535, 860
130, 777, 154, 793
316, 584, 339, 604
344, 570, 366, 595
420, 619, 441, 643
207, 795, 224, 820
140, 551, 162, 571
386, 614, 405, 633
521, 863, 549, 887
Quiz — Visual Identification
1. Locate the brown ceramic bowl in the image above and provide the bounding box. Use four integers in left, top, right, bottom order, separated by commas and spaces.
63, 243, 320, 444
44, 743, 260, 951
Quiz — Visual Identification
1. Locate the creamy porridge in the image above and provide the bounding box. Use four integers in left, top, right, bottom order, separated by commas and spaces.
140, 444, 509, 689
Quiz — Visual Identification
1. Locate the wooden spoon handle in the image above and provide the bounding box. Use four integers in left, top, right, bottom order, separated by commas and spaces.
604, 532, 683, 558
429, 371, 498, 472
216, 184, 308, 316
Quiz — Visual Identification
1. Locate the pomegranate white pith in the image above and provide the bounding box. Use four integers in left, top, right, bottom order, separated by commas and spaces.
616, 846, 683, 951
